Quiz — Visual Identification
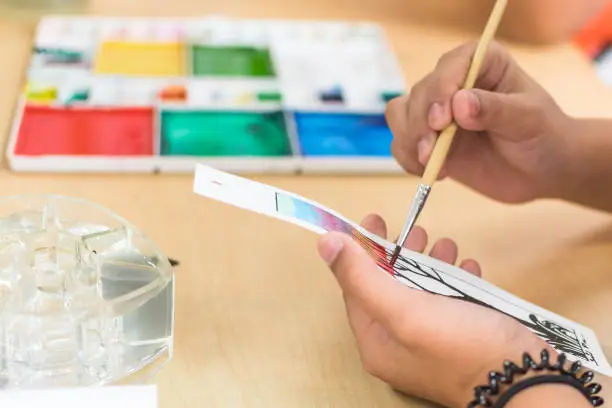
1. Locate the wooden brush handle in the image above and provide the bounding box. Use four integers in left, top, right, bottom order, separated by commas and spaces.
422, 123, 458, 185
421, 0, 508, 186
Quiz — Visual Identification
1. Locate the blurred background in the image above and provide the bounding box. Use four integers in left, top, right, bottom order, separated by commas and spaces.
1, 0, 610, 86
0, 1, 611, 407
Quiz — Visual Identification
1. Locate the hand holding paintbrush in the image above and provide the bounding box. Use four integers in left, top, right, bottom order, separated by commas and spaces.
390, 0, 509, 264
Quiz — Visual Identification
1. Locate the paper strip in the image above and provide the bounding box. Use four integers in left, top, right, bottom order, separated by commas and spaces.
193, 163, 612, 376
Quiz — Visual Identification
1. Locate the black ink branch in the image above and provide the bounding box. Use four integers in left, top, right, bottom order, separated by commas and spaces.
272, 192, 596, 365
392, 250, 597, 363
354, 233, 596, 364
520, 314, 596, 363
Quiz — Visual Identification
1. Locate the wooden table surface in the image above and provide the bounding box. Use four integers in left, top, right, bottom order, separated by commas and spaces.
2, 1, 612, 406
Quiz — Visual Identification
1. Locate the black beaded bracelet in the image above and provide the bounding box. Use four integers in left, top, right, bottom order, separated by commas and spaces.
467, 349, 604, 407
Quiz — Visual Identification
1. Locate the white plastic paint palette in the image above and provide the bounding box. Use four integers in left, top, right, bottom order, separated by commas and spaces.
7, 15, 407, 174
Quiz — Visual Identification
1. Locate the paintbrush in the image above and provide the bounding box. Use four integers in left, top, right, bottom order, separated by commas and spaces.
390, 0, 508, 265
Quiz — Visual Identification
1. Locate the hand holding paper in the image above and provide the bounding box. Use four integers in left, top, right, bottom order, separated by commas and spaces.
317, 213, 553, 408
192, 164, 612, 379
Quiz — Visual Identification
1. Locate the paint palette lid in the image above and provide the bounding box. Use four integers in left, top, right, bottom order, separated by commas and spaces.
0, 195, 174, 389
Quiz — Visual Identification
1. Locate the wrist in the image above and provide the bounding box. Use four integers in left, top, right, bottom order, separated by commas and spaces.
535, 114, 583, 201
462, 346, 604, 408
505, 382, 593, 408
454, 330, 549, 408
541, 116, 612, 212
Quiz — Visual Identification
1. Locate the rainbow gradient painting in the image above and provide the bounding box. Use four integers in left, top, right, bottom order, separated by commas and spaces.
274, 192, 394, 274
193, 163, 612, 375
275, 193, 353, 233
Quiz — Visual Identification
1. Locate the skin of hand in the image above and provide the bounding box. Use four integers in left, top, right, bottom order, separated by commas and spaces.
316, 214, 550, 408
506, 383, 594, 408
386, 41, 575, 204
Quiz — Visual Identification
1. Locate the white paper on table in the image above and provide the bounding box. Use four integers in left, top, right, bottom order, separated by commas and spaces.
192, 163, 612, 377
0, 385, 157, 408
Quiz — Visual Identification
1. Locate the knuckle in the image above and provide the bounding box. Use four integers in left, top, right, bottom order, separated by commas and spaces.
408, 80, 425, 99
463, 40, 480, 54
386, 95, 411, 125
390, 139, 406, 160
489, 40, 508, 59
384, 95, 406, 122
384, 102, 394, 123
432, 46, 479, 97
482, 41, 514, 87
437, 41, 476, 68
489, 42, 509, 66
488, 39, 502, 54
391, 142, 423, 176
436, 50, 455, 68
435, 72, 461, 97
407, 74, 442, 105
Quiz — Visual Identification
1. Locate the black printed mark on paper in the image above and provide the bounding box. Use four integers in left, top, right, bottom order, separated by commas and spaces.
388, 248, 597, 364
521, 314, 596, 363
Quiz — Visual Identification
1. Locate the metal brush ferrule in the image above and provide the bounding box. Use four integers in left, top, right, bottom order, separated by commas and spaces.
396, 184, 431, 247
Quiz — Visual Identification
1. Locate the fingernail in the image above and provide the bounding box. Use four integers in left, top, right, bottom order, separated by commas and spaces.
318, 235, 344, 265
464, 90, 481, 117
428, 102, 444, 128
417, 132, 436, 165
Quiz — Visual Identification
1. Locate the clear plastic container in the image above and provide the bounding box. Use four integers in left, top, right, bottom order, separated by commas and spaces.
0, 195, 174, 389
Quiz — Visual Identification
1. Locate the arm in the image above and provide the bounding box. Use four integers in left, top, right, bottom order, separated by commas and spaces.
552, 118, 612, 213
506, 383, 593, 408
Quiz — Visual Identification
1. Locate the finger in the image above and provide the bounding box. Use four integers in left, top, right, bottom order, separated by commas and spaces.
404, 76, 440, 167
421, 40, 510, 131
360, 214, 387, 239
410, 41, 514, 164
317, 232, 428, 336
434, 41, 512, 92
422, 43, 480, 132
451, 89, 480, 130
459, 259, 482, 277
387, 96, 423, 176
415, 131, 438, 168
428, 238, 459, 265
407, 141, 451, 181
428, 100, 453, 131
452, 89, 537, 137
395, 225, 428, 253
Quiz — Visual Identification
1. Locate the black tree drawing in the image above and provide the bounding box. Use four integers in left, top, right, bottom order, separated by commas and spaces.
272, 192, 598, 365
389, 248, 597, 364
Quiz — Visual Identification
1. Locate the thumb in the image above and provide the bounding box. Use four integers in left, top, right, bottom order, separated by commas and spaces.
452, 88, 524, 133
317, 232, 425, 333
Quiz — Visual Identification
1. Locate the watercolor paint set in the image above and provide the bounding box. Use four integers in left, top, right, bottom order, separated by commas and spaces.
7, 16, 407, 174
